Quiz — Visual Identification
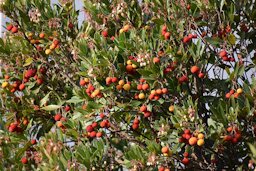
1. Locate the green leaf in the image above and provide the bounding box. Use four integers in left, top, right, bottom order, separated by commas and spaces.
23, 57, 33, 67
227, 34, 236, 45
40, 91, 51, 107
248, 143, 256, 158
41, 105, 61, 111
66, 96, 84, 103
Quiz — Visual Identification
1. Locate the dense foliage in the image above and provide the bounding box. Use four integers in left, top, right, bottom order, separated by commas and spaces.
0, 0, 256, 170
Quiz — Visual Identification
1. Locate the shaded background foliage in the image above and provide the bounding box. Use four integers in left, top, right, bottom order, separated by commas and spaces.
0, 0, 255, 170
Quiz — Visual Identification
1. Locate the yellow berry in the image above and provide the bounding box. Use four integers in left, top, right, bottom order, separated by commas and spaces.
236, 88, 243, 94
169, 105, 174, 112
123, 84, 131, 91
123, 24, 130, 32
118, 80, 125, 86
127, 60, 132, 65
2, 81, 9, 88
197, 133, 204, 139
119, 28, 124, 34
45, 49, 51, 55
132, 64, 137, 69
138, 93, 145, 99
84, 78, 90, 83
197, 139, 205, 146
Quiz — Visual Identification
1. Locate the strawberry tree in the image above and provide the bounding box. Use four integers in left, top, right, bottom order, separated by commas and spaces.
0, 0, 256, 170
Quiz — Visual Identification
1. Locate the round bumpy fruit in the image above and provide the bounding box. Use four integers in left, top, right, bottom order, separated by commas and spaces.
191, 66, 200, 74
123, 84, 131, 91
21, 157, 28, 164
182, 157, 190, 165
161, 146, 169, 154
189, 137, 198, 146
197, 133, 204, 139
197, 139, 205, 146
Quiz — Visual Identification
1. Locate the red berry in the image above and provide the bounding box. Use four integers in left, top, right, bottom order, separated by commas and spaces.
39, 67, 47, 74
7, 24, 13, 31
96, 132, 103, 138
161, 25, 167, 32
185, 134, 191, 140
158, 166, 165, 171
164, 32, 171, 40
99, 113, 105, 119
183, 152, 189, 157
100, 120, 107, 128
188, 34, 193, 39
224, 135, 232, 141
184, 129, 191, 134
132, 123, 139, 130
36, 78, 43, 85
178, 75, 188, 84
64, 105, 71, 112
198, 72, 205, 78
190, 66, 200, 74
91, 122, 98, 128
137, 84, 143, 90
21, 157, 28, 164
183, 36, 190, 43
142, 84, 149, 90
182, 157, 190, 165
102, 30, 108, 38
31, 139, 37, 145
11, 26, 18, 33
140, 105, 147, 112
186, 4, 191, 10
219, 50, 227, 58
134, 118, 140, 124
54, 113, 62, 121
19, 83, 25, 91
232, 137, 238, 144
53, 39, 59, 45
144, 111, 151, 118
89, 131, 96, 138
86, 125, 94, 132
80, 79, 86, 86
8, 123, 17, 132
111, 77, 118, 83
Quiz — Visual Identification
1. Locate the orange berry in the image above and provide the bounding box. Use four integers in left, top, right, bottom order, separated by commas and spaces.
188, 137, 198, 146
219, 50, 227, 58
158, 166, 165, 171
116, 84, 122, 90
54, 113, 62, 121
162, 88, 168, 94
106, 77, 112, 85
190, 66, 200, 74
161, 146, 169, 153
164, 32, 171, 40
156, 89, 162, 95
132, 123, 139, 130
142, 84, 149, 90
198, 72, 205, 78
140, 105, 147, 112
137, 84, 143, 90
227, 126, 233, 132
225, 93, 231, 99
39, 32, 45, 39
126, 65, 133, 72
153, 57, 160, 63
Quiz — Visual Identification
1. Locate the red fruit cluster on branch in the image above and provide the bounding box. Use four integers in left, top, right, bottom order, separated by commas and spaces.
183, 34, 197, 43
223, 126, 242, 144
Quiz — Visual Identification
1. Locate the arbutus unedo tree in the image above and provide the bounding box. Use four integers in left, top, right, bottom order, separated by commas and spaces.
0, 0, 256, 170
